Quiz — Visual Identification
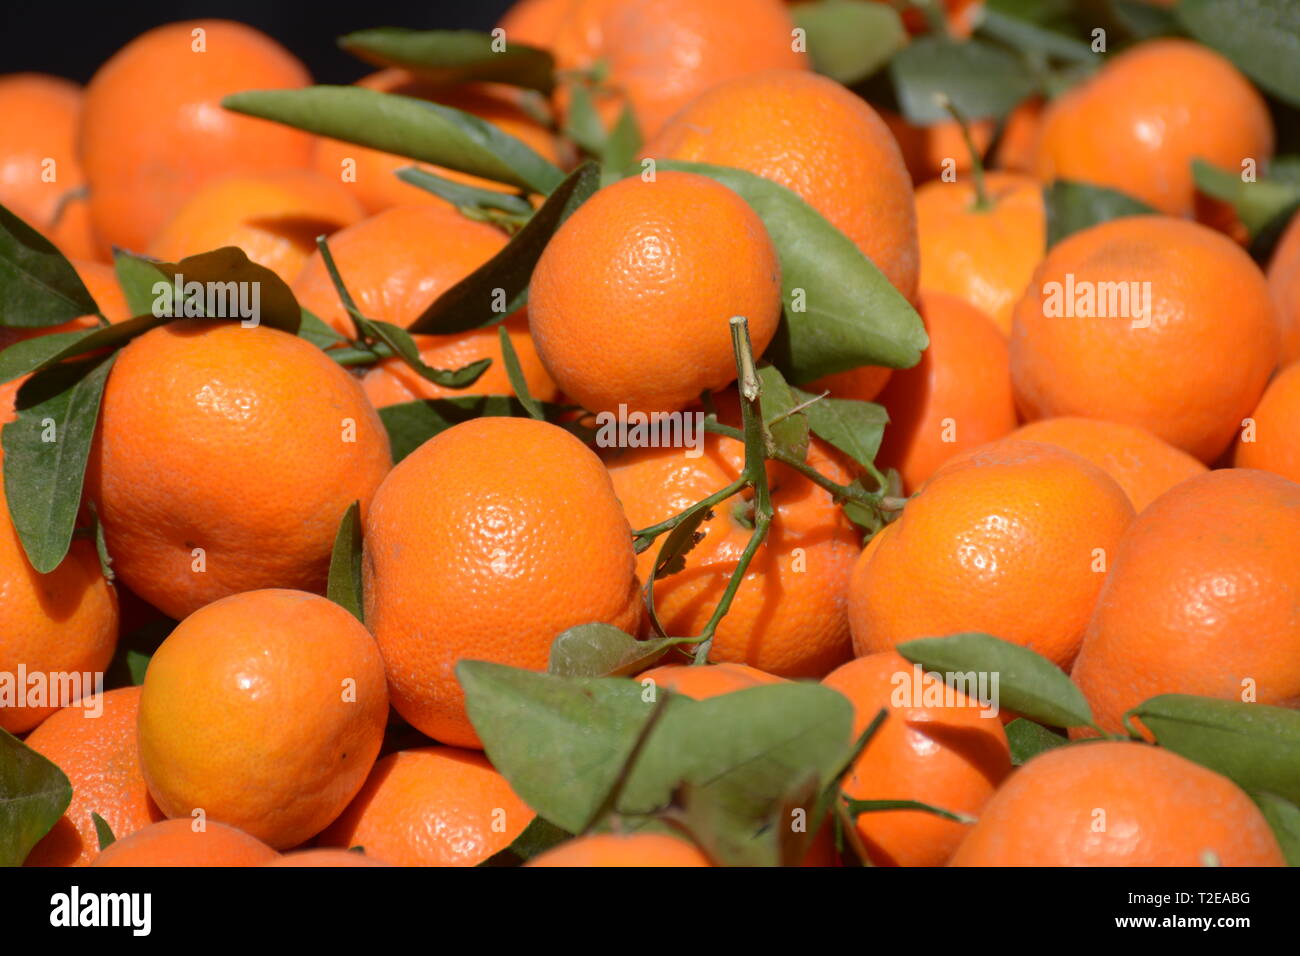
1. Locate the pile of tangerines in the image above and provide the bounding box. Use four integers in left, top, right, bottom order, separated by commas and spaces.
2, 0, 1298, 869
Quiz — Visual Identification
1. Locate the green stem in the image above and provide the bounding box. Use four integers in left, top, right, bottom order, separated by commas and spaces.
315, 234, 372, 343
940, 96, 990, 212
631, 477, 744, 553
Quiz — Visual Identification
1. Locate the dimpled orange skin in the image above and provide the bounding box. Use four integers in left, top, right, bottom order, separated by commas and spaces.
312, 70, 562, 215
1235, 363, 1300, 482
138, 589, 389, 849
550, 0, 807, 138
1033, 40, 1273, 218
1010, 216, 1279, 463
916, 172, 1046, 337
0, 74, 99, 260
1011, 417, 1206, 514
90, 819, 278, 867
0, 482, 118, 735
526, 832, 713, 867
319, 749, 533, 868
529, 172, 782, 415
1072, 469, 1300, 735
874, 292, 1017, 493
23, 687, 163, 867
147, 170, 364, 282
318, 747, 534, 866
263, 849, 392, 867
851, 439, 1134, 669
645, 70, 918, 303
950, 742, 1285, 866
364, 417, 641, 748
292, 204, 557, 404
85, 320, 392, 621
638, 663, 787, 699
1268, 211, 1300, 368
607, 432, 861, 678
80, 20, 315, 255
823, 652, 1010, 867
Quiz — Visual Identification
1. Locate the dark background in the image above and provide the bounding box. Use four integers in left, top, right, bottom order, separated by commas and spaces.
1, 1, 516, 84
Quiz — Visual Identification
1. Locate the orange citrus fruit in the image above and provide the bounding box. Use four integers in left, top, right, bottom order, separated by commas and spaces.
90, 818, 278, 867
644, 69, 918, 302
23, 686, 163, 867
1009, 215, 1278, 462
1033, 39, 1273, 217
86, 320, 392, 620
1235, 362, 1300, 482
147, 170, 364, 282
1072, 469, 1300, 734
364, 417, 641, 747
849, 438, 1134, 668
950, 742, 1285, 866
915, 171, 1045, 337
1268, 209, 1300, 368
529, 171, 782, 414
263, 849, 392, 867
1011, 417, 1206, 513
637, 662, 786, 699
80, 19, 315, 253
822, 651, 1011, 866
137, 589, 389, 849
319, 746, 534, 866
526, 832, 712, 866
874, 292, 1017, 492
879, 109, 995, 185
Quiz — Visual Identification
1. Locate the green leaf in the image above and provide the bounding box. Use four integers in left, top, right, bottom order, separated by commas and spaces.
653, 161, 927, 381
1044, 180, 1157, 247
1178, 0, 1300, 107
548, 624, 680, 678
791, 388, 888, 470
0, 203, 97, 329
1005, 717, 1070, 765
975, 1, 1097, 63
1130, 695, 1300, 804
497, 324, 543, 421
898, 633, 1095, 730
91, 812, 116, 851
223, 86, 565, 195
297, 308, 349, 351
563, 83, 607, 156
758, 365, 811, 463
794, 0, 907, 85
2, 353, 115, 573
0, 727, 72, 866
458, 662, 659, 834
408, 162, 601, 334
1252, 792, 1300, 866
365, 318, 491, 390
378, 396, 570, 462
459, 662, 855, 863
889, 36, 1039, 124
396, 167, 534, 216
326, 502, 364, 623
145, 247, 302, 334
602, 104, 643, 177
0, 313, 163, 386
112, 250, 167, 318
339, 28, 555, 93
1191, 158, 1300, 240
478, 816, 572, 866
649, 502, 711, 581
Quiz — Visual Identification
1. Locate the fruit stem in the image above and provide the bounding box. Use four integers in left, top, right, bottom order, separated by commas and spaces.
314, 234, 375, 344
939, 95, 991, 212
631, 477, 745, 553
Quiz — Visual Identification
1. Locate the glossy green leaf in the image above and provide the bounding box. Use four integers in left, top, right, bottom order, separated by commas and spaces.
1252, 792, 1300, 866
758, 365, 810, 463
898, 633, 1094, 730
548, 624, 680, 678
2, 354, 115, 572
794, 0, 907, 85
339, 28, 555, 93
223, 86, 565, 195
326, 502, 364, 622
478, 816, 572, 866
143, 247, 301, 334
378, 396, 569, 462
1005, 717, 1070, 765
0, 203, 97, 329
0, 728, 72, 866
1178, 0, 1300, 107
1044, 180, 1157, 247
397, 166, 533, 215
652, 161, 927, 381
497, 324, 543, 420
1131, 695, 1300, 804
91, 812, 116, 851
890, 36, 1039, 124
791, 387, 888, 470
